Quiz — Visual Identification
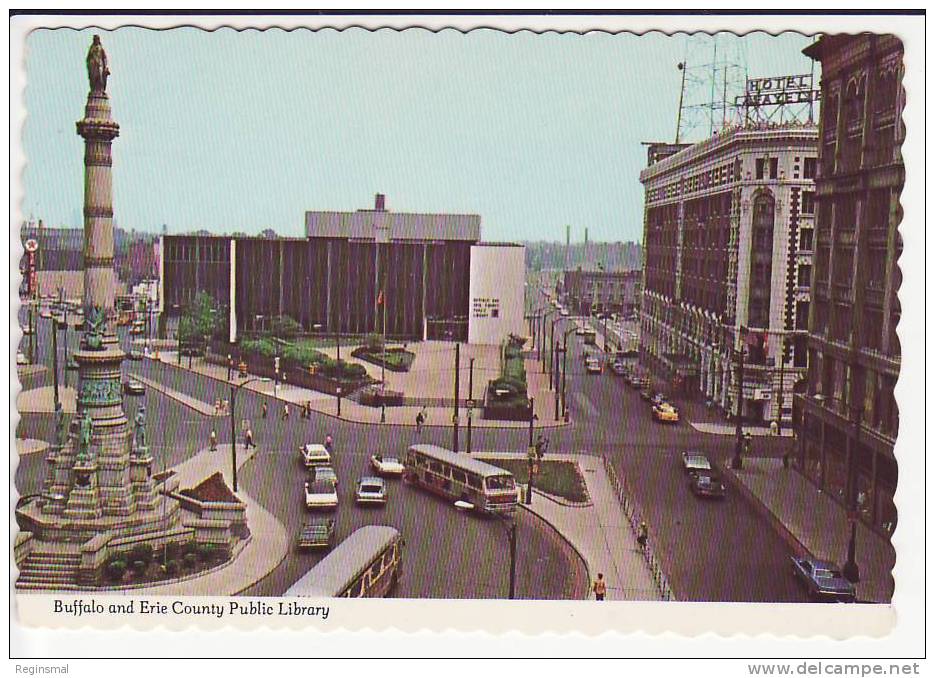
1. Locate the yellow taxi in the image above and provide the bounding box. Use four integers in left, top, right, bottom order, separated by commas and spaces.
652, 402, 680, 424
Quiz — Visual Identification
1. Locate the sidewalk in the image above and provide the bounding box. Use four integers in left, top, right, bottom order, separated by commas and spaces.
152, 352, 566, 430
722, 457, 895, 603
132, 373, 221, 417
116, 443, 289, 596
476, 452, 662, 601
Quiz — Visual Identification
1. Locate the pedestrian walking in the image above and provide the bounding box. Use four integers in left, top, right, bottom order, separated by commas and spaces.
637, 521, 648, 549
305, 400, 312, 419
415, 409, 425, 433
282, 403, 290, 420
261, 402, 268, 419
214, 399, 222, 416
592, 573, 607, 601
244, 427, 255, 449
209, 428, 218, 451
324, 433, 333, 453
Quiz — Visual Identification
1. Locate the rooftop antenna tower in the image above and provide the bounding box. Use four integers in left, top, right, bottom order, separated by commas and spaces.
674, 33, 748, 143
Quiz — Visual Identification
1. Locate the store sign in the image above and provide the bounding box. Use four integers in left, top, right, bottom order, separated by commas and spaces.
736, 74, 820, 107
472, 297, 500, 319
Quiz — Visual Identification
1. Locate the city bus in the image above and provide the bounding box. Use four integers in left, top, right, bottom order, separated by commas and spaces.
284, 525, 403, 598
403, 444, 518, 514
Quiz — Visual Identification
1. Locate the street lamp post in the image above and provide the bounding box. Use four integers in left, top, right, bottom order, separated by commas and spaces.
60, 290, 69, 388
228, 376, 269, 493
51, 310, 60, 409
732, 326, 748, 470
842, 402, 863, 583
466, 358, 475, 454
560, 327, 577, 419
549, 315, 560, 388
452, 342, 460, 454
227, 354, 233, 381
541, 309, 557, 373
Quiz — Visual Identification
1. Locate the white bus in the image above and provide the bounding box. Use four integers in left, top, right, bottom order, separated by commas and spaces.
403, 444, 518, 514
284, 525, 403, 598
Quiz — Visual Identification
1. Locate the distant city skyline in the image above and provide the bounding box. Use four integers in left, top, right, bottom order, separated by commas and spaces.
23, 28, 814, 242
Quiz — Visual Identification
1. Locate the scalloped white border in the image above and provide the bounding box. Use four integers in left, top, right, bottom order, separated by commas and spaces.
8, 11, 925, 663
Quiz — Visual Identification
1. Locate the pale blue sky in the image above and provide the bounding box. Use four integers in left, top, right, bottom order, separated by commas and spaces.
22, 27, 815, 242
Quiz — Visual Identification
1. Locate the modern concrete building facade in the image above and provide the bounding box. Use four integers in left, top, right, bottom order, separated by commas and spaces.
795, 35, 904, 536
638, 125, 818, 424
161, 195, 525, 345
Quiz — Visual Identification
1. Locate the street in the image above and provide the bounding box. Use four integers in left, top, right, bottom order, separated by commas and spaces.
15, 311, 587, 600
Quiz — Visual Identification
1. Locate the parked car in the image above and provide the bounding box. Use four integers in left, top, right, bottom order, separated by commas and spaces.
650, 393, 669, 407
585, 358, 603, 374
128, 349, 144, 361
39, 310, 52, 320
296, 517, 336, 550
689, 472, 726, 499
681, 452, 712, 474
371, 454, 404, 477
16, 351, 28, 366
791, 557, 857, 602
355, 476, 388, 506
314, 465, 339, 487
304, 478, 338, 510
130, 323, 146, 335
123, 379, 145, 395
575, 326, 587, 336
559, 309, 570, 317
652, 403, 680, 423
611, 362, 628, 377
301, 443, 332, 469
66, 357, 79, 371
640, 387, 655, 401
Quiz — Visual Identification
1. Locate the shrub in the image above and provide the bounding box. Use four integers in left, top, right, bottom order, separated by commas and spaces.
105, 559, 127, 582
182, 552, 199, 569
364, 333, 385, 352
131, 560, 147, 574
197, 544, 218, 562
165, 560, 180, 578
269, 315, 301, 341
282, 343, 327, 369
164, 541, 183, 562
128, 543, 153, 565
240, 338, 279, 359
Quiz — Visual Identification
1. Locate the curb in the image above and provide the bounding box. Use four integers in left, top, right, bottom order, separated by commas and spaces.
715, 458, 812, 560
131, 373, 220, 418
150, 357, 572, 430
517, 503, 591, 601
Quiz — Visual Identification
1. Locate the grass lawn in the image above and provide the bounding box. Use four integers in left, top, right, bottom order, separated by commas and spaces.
487, 459, 589, 503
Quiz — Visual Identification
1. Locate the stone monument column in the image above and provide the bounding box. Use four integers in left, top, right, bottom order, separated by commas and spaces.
62, 34, 136, 519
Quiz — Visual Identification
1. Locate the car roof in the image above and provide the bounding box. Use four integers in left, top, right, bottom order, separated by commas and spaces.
304, 443, 328, 451
307, 479, 335, 492
358, 476, 385, 485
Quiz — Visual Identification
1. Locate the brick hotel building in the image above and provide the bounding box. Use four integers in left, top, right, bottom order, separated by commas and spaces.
795, 35, 904, 535
638, 124, 818, 425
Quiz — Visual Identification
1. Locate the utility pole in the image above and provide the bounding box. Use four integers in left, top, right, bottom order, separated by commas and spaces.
732, 327, 746, 470
776, 336, 786, 435
467, 358, 474, 454
553, 342, 560, 421
229, 385, 238, 492
676, 61, 688, 143
51, 313, 60, 409
452, 342, 460, 453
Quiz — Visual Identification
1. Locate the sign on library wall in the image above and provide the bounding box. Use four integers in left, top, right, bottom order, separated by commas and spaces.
472, 297, 500, 319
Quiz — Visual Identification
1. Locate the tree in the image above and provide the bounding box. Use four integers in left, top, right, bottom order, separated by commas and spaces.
269, 315, 301, 341
180, 292, 227, 347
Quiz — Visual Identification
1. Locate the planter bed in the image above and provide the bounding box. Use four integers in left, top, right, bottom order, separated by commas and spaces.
351, 347, 415, 372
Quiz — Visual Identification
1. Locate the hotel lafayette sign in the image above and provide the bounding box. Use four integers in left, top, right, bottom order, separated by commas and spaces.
736, 74, 821, 108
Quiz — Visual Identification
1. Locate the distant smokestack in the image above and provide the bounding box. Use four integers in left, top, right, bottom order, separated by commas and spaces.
375, 193, 386, 211
565, 225, 570, 271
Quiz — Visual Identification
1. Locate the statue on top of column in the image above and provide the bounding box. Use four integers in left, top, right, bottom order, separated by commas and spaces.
86, 35, 110, 94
